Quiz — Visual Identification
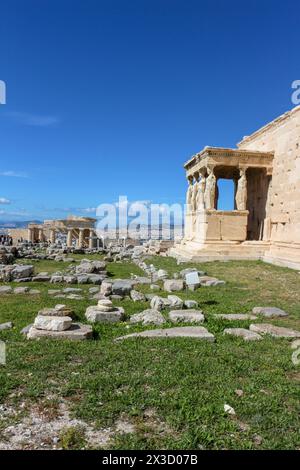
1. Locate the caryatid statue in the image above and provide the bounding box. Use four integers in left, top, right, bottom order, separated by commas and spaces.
186, 177, 193, 213
196, 174, 205, 210
191, 176, 199, 212
204, 167, 216, 209
235, 168, 247, 210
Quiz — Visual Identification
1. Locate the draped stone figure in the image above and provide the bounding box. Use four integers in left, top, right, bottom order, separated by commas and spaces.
196, 175, 205, 210
204, 168, 216, 209
191, 178, 199, 212
186, 178, 193, 212
235, 168, 247, 210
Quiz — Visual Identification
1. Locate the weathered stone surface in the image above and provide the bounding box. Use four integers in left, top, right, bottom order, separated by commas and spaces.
63, 276, 77, 284
34, 315, 73, 331
157, 269, 168, 280
50, 275, 64, 284
85, 305, 124, 323
62, 288, 82, 294
163, 279, 185, 292
112, 280, 134, 296
184, 300, 198, 309
0, 286, 12, 294
100, 281, 113, 296
213, 313, 257, 320
27, 323, 93, 340
66, 294, 84, 300
167, 295, 183, 309
198, 276, 225, 287
130, 309, 166, 326
250, 323, 300, 338
168, 309, 204, 323
130, 290, 146, 302
28, 289, 40, 295
0, 322, 13, 331
14, 287, 30, 294
150, 295, 165, 311
252, 307, 288, 318
38, 305, 74, 318
89, 287, 100, 294
115, 326, 215, 341
32, 275, 51, 282
11, 265, 34, 279
224, 328, 262, 341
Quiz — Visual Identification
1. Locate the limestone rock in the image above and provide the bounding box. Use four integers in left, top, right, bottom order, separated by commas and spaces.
224, 328, 262, 341
0, 286, 12, 294
163, 279, 185, 292
252, 307, 288, 318
168, 309, 204, 323
250, 323, 300, 338
85, 302, 124, 323
130, 309, 166, 326
167, 295, 183, 309
27, 323, 93, 341
100, 281, 112, 296
0, 322, 13, 331
150, 295, 166, 311
11, 265, 34, 279
112, 280, 134, 296
184, 300, 198, 309
13, 287, 30, 294
130, 290, 146, 302
34, 315, 73, 332
213, 313, 257, 320
157, 269, 168, 280
115, 326, 215, 342
32, 275, 51, 282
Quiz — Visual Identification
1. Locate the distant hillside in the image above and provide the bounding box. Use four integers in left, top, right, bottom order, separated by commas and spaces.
0, 220, 42, 229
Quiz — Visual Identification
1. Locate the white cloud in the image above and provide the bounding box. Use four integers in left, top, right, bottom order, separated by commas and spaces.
0, 171, 29, 178
5, 111, 60, 127
0, 198, 11, 205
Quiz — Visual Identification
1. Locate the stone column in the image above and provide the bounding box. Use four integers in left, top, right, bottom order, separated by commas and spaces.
89, 229, 94, 249
50, 229, 56, 244
27, 228, 34, 243
235, 168, 247, 211
78, 228, 84, 248
67, 229, 73, 247
38, 229, 44, 242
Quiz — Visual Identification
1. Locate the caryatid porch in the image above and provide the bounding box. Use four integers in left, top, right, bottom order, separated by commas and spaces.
171, 147, 274, 261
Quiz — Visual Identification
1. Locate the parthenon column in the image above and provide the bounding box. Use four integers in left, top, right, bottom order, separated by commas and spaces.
50, 229, 56, 244
78, 228, 84, 248
235, 168, 248, 211
67, 229, 73, 247
89, 229, 95, 249
38, 229, 44, 242
27, 228, 34, 243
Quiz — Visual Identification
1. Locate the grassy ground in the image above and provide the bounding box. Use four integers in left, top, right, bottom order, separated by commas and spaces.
0, 255, 300, 449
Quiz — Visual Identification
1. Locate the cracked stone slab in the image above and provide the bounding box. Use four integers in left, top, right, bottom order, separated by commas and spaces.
130, 309, 166, 326
33, 315, 73, 332
213, 314, 257, 321
168, 310, 204, 323
115, 326, 215, 342
224, 328, 262, 341
26, 323, 93, 340
252, 307, 288, 318
250, 323, 300, 338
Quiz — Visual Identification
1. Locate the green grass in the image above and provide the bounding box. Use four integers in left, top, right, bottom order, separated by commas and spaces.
0, 254, 300, 449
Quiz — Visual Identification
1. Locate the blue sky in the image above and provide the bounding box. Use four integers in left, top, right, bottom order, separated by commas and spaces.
0, 0, 299, 221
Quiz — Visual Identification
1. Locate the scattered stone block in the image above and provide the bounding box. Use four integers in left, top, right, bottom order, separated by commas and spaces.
0, 286, 13, 294
130, 290, 146, 302
34, 315, 73, 332
224, 328, 262, 341
85, 300, 124, 323
13, 287, 30, 294
167, 295, 183, 309
0, 322, 13, 331
27, 323, 93, 341
168, 309, 204, 323
184, 300, 198, 309
163, 279, 185, 292
130, 309, 166, 326
213, 313, 257, 320
252, 307, 288, 318
250, 323, 300, 338
112, 280, 134, 296
150, 295, 165, 311
115, 326, 215, 342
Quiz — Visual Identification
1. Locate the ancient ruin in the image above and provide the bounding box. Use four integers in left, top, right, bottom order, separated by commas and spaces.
9, 215, 98, 249
171, 105, 300, 270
